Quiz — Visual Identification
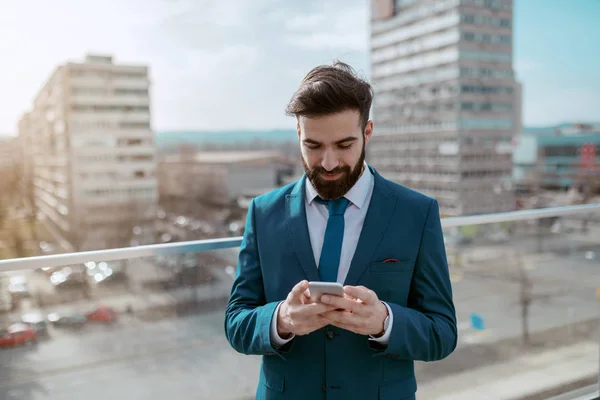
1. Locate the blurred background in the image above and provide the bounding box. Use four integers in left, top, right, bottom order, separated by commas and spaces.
0, 0, 599, 399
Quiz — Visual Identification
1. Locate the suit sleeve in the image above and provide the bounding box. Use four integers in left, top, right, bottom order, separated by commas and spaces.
371, 198, 458, 361
224, 198, 284, 357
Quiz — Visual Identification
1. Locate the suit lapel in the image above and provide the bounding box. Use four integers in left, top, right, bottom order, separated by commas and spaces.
344, 166, 397, 286
286, 177, 320, 282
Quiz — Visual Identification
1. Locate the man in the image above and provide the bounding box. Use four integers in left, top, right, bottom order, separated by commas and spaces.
225, 61, 457, 399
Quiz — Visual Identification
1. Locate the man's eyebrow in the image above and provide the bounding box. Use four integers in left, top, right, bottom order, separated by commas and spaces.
335, 136, 358, 144
302, 138, 321, 145
302, 136, 358, 145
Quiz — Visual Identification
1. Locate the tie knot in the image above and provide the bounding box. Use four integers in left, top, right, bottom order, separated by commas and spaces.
316, 197, 350, 216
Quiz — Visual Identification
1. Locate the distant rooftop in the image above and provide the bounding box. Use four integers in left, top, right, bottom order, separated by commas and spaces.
523, 122, 600, 136
84, 54, 114, 65
161, 150, 288, 165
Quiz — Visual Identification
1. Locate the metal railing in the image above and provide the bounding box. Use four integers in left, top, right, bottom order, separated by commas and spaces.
0, 203, 599, 273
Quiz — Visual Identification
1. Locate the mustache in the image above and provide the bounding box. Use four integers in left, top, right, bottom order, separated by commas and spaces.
311, 166, 350, 175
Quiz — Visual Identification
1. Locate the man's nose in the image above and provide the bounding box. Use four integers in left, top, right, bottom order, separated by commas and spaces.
321, 150, 339, 172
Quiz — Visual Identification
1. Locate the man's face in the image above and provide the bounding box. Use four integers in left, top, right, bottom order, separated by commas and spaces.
298, 109, 373, 200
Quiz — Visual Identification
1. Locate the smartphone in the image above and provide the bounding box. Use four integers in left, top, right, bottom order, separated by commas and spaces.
308, 281, 344, 301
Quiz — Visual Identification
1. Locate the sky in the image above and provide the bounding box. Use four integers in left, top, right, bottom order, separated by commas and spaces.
0, 0, 598, 134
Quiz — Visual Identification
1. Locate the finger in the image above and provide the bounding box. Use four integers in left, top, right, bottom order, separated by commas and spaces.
320, 295, 363, 314
322, 309, 361, 328
344, 285, 378, 305
303, 302, 337, 316
301, 290, 311, 304
288, 280, 309, 304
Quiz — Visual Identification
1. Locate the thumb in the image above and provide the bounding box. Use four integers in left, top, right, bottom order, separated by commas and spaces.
289, 280, 309, 303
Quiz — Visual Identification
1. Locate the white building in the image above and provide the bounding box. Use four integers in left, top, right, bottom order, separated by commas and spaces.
370, 0, 521, 216
18, 54, 157, 250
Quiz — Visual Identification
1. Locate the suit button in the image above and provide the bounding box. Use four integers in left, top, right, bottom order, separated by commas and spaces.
326, 329, 335, 340
321, 384, 326, 392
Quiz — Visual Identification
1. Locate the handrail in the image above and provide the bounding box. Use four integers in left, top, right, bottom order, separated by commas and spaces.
0, 236, 243, 273
1, 203, 599, 273
441, 203, 600, 228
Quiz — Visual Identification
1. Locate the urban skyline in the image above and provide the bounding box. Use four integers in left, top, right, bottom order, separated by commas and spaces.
1, 0, 599, 134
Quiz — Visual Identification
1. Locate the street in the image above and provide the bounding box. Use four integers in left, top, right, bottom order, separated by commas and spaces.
0, 312, 259, 400
452, 243, 599, 345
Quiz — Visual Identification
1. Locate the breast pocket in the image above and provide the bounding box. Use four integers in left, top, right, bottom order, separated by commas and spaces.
365, 260, 414, 306
369, 260, 414, 275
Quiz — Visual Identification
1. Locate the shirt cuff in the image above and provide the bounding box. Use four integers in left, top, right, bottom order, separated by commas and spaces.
271, 302, 295, 348
368, 302, 393, 345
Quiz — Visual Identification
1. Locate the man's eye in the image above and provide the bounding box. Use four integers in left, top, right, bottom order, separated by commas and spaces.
338, 144, 352, 149
306, 145, 320, 150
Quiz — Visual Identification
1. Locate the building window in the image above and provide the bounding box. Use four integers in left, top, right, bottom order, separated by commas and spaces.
119, 122, 150, 129
460, 51, 511, 63
461, 102, 513, 112
460, 118, 513, 129
461, 85, 514, 95
462, 31, 511, 45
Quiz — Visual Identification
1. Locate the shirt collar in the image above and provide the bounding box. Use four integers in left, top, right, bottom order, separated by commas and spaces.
305, 162, 372, 210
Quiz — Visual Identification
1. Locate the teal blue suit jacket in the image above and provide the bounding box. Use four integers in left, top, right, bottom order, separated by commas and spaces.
225, 166, 457, 400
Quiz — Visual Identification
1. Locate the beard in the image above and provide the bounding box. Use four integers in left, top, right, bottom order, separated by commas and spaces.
302, 142, 366, 201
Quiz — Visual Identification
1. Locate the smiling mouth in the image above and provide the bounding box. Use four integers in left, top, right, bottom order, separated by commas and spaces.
321, 172, 342, 180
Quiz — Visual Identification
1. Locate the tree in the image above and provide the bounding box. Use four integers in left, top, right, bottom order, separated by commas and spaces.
23, 173, 38, 241
10, 221, 27, 258
452, 243, 563, 346
0, 162, 26, 258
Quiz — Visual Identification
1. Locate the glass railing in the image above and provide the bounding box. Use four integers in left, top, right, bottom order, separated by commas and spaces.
0, 205, 599, 400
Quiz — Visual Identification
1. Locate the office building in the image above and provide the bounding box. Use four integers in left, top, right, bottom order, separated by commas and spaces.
18, 54, 157, 250
370, 0, 521, 216
513, 123, 600, 194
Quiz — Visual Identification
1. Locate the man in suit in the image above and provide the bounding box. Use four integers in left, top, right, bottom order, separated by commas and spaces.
225, 61, 457, 399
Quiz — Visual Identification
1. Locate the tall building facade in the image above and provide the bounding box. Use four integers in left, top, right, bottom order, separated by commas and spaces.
370, 0, 521, 216
18, 54, 157, 250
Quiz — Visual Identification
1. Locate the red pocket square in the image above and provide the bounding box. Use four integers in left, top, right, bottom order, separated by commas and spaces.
383, 258, 400, 263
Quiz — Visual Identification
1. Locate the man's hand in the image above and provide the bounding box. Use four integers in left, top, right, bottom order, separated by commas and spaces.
277, 280, 338, 337
320, 285, 388, 336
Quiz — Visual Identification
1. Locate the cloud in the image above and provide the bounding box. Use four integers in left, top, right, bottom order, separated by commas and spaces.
0, 0, 369, 132
126, 0, 369, 130
282, 4, 368, 52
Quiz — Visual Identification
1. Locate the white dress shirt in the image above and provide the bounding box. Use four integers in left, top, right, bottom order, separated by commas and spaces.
271, 163, 394, 347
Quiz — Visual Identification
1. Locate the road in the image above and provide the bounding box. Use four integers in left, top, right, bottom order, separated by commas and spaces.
452, 253, 599, 345
0, 312, 260, 400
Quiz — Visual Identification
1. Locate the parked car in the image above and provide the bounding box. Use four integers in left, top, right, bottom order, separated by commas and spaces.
20, 312, 49, 337
47, 311, 87, 329
0, 323, 37, 348
86, 306, 118, 323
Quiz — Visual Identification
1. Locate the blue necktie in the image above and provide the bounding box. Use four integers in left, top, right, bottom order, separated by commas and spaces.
316, 197, 350, 282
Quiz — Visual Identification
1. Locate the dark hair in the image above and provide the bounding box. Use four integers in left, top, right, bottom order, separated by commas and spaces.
285, 61, 374, 130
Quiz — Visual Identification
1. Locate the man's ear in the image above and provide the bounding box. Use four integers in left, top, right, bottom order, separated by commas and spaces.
296, 120, 301, 140
364, 120, 374, 145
